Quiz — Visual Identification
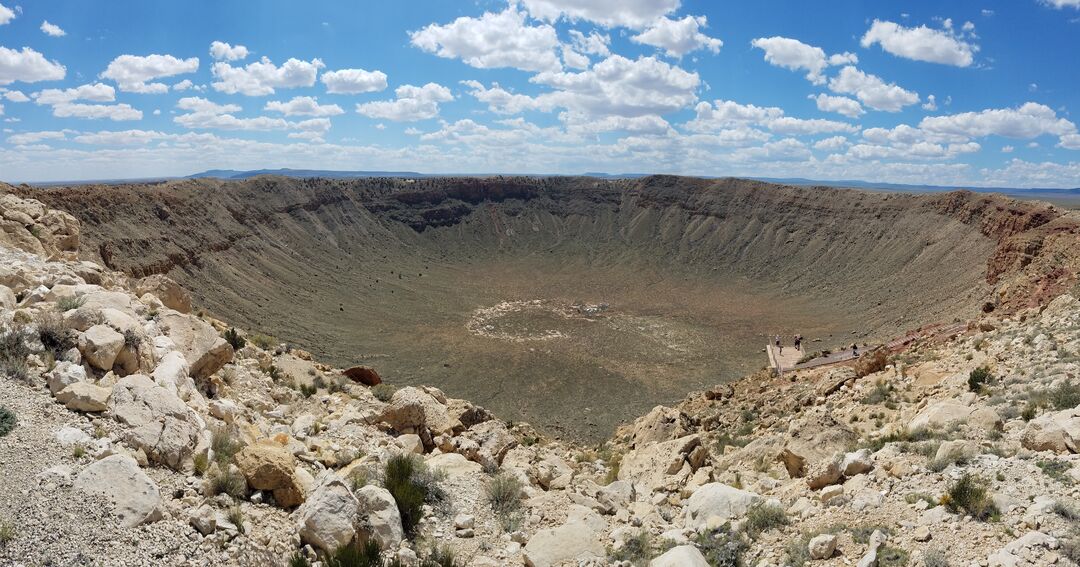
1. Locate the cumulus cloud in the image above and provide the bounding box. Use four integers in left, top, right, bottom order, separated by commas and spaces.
828, 66, 919, 112
173, 96, 330, 139
687, 99, 856, 135
750, 36, 856, 85
918, 102, 1078, 146
52, 102, 142, 121
101, 54, 199, 93
568, 30, 610, 56
211, 57, 324, 96
809, 94, 864, 118
520, 0, 680, 28
631, 15, 722, 57
1041, 0, 1080, 8
209, 41, 249, 61
40, 21, 66, 37
0, 46, 66, 85
410, 7, 562, 73
264, 96, 344, 117
530, 55, 700, 118
860, 19, 977, 67
356, 83, 453, 122
814, 136, 849, 151
461, 81, 548, 115
32, 83, 115, 105
6, 130, 69, 145
0, 2, 14, 25
4, 90, 30, 102
320, 68, 388, 94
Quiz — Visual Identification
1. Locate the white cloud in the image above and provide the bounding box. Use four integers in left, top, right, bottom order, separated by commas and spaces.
521, 0, 680, 28
1041, 0, 1080, 8
0, 46, 66, 85
101, 54, 199, 93
264, 96, 344, 117
686, 99, 855, 135
209, 41, 249, 61
173, 97, 330, 137
173, 79, 194, 91
750, 36, 856, 85
356, 83, 453, 122
919, 103, 1078, 148
462, 81, 548, 115
561, 46, 590, 70
828, 66, 919, 112
410, 7, 562, 73
177, 97, 241, 115
631, 15, 722, 57
814, 136, 849, 151
52, 102, 142, 121
3, 90, 29, 102
0, 2, 14, 25
6, 130, 68, 145
860, 19, 977, 67
530, 55, 700, 118
33, 83, 115, 105
1001, 145, 1014, 153
211, 57, 323, 96
40, 20, 66, 37
809, 93, 864, 118
73, 129, 171, 145
922, 94, 938, 111
568, 30, 610, 56
320, 68, 388, 94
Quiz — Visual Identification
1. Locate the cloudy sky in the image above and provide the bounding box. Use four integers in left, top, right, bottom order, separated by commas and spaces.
0, 0, 1078, 186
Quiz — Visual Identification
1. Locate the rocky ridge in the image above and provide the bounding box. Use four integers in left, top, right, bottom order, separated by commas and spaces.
0, 191, 1077, 567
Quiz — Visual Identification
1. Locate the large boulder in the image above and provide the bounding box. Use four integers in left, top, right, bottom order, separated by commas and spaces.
160, 312, 233, 380
523, 520, 605, 567
1021, 409, 1079, 453
777, 416, 856, 480
78, 324, 125, 371
458, 419, 517, 469
685, 483, 761, 529
109, 374, 202, 469
628, 405, 692, 447
73, 455, 162, 528
134, 275, 192, 314
355, 485, 404, 549
235, 443, 306, 507
908, 398, 1002, 433
650, 545, 709, 567
46, 361, 87, 394
55, 381, 110, 412
295, 473, 359, 553
619, 434, 705, 491
380, 386, 459, 437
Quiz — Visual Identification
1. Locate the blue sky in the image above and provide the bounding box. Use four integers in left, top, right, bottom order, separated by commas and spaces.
0, 0, 1078, 186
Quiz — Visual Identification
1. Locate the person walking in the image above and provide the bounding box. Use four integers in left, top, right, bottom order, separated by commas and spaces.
774, 334, 782, 355
794, 334, 802, 351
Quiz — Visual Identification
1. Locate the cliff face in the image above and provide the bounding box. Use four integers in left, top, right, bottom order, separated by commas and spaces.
7, 176, 1077, 439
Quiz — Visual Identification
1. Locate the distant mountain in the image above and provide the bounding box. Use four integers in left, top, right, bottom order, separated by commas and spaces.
186, 168, 426, 180
750, 176, 1080, 197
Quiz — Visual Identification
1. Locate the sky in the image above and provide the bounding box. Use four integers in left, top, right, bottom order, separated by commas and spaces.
0, 0, 1078, 186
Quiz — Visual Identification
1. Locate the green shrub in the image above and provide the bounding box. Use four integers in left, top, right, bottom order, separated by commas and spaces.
1064, 534, 1080, 564
300, 383, 317, 398
288, 553, 311, 567
943, 474, 999, 521
609, 531, 653, 566
248, 333, 278, 350
1049, 381, 1080, 410
0, 520, 14, 547
1052, 500, 1080, 521
0, 406, 15, 437
372, 383, 397, 402
55, 295, 86, 312
227, 506, 245, 534
37, 313, 77, 358
383, 455, 445, 537
193, 453, 209, 476
922, 549, 949, 567
324, 540, 384, 567
1021, 402, 1037, 421
485, 472, 523, 518
968, 367, 992, 392
208, 465, 247, 498
419, 546, 463, 567
694, 526, 748, 567
0, 324, 33, 380
1037, 459, 1073, 484
211, 428, 241, 466
745, 502, 789, 537
878, 545, 910, 567
223, 327, 246, 351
